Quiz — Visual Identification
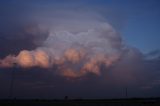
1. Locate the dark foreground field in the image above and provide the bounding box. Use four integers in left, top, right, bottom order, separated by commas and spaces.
0, 98, 160, 106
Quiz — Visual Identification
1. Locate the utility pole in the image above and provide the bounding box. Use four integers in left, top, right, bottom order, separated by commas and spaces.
9, 63, 17, 99
125, 87, 128, 98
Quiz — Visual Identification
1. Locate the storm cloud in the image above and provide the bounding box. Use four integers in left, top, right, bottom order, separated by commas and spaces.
0, 0, 160, 99
0, 7, 125, 78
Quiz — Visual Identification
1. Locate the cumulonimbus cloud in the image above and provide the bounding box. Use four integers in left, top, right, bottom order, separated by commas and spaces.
0, 10, 125, 78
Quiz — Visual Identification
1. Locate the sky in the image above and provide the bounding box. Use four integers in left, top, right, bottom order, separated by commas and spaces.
0, 0, 160, 99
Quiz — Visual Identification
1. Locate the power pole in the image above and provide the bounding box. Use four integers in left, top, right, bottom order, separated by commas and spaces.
9, 63, 17, 99
125, 87, 128, 98
9, 69, 15, 99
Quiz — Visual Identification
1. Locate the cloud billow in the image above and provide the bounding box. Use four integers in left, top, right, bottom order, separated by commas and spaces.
0, 10, 125, 78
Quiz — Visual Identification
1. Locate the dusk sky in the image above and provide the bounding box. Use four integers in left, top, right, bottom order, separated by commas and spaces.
0, 0, 160, 99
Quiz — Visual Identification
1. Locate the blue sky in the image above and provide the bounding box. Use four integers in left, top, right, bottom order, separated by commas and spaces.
113, 0, 160, 53
86, 0, 160, 53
